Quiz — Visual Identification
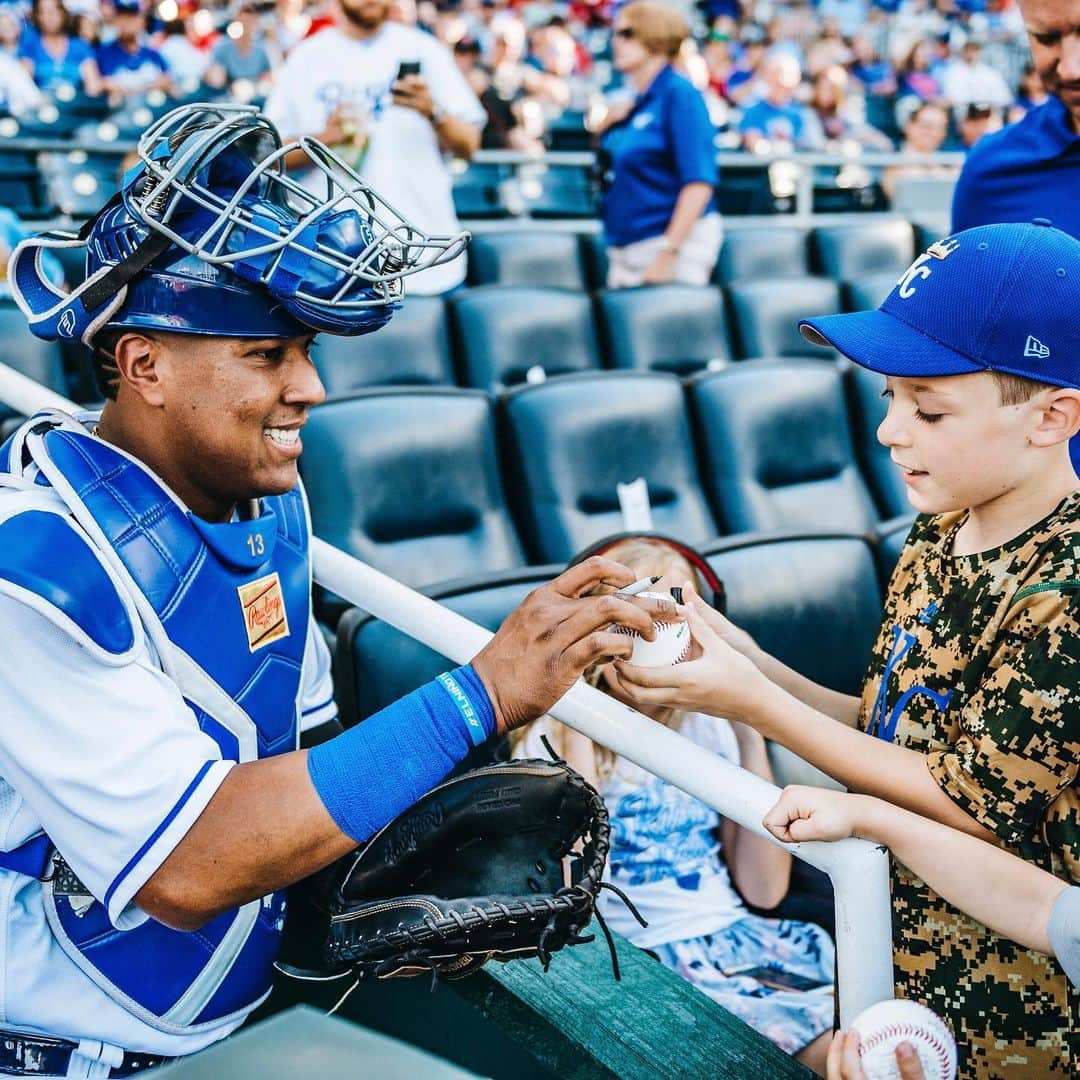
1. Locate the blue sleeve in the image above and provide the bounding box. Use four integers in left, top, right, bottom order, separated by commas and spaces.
670, 81, 718, 187
950, 148, 987, 233
307, 664, 496, 843
149, 48, 168, 73
738, 102, 760, 133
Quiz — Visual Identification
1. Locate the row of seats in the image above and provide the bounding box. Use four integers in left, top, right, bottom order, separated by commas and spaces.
333, 525, 903, 728
471, 218, 930, 293
311, 276, 884, 395
0, 270, 896, 405
297, 365, 914, 624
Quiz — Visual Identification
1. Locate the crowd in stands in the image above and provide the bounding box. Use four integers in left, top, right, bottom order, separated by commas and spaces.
0, 0, 1039, 159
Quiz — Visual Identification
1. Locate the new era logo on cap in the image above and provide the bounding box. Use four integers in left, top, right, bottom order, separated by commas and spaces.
1024, 335, 1050, 359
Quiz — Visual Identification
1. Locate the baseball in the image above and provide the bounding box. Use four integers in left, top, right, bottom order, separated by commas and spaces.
850, 1000, 957, 1080
615, 591, 692, 667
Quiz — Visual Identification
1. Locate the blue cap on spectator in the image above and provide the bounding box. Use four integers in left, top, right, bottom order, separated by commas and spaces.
800, 220, 1080, 389
114, 0, 144, 13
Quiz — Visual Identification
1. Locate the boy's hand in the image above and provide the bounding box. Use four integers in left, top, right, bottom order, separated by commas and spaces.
762, 785, 861, 844
609, 588, 763, 719
827, 1030, 926, 1079
681, 583, 760, 660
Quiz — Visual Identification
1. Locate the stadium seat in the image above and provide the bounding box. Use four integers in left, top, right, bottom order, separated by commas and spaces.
517, 163, 597, 219
597, 285, 732, 375
449, 286, 601, 391
451, 162, 513, 220
812, 219, 916, 282
579, 231, 608, 291
299, 389, 525, 601
41, 150, 122, 219
703, 531, 881, 695
467, 231, 585, 289
312, 297, 455, 394
501, 371, 718, 563
690, 360, 880, 534
844, 363, 910, 518
714, 224, 809, 284
873, 514, 916, 583
713, 165, 783, 216
335, 565, 558, 727
0, 304, 69, 423
845, 270, 899, 312
725, 277, 843, 359
0, 149, 53, 218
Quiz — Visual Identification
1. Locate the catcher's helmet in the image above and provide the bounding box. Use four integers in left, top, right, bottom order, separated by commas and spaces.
9, 102, 469, 344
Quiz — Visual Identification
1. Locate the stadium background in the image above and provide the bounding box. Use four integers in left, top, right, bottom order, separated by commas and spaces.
0, 3, 1043, 1072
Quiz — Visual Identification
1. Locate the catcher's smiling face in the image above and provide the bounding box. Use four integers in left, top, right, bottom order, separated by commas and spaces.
96, 330, 325, 522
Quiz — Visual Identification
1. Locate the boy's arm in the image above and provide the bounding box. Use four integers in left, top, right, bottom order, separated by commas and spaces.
763, 787, 1068, 956
676, 590, 861, 725
614, 599, 997, 838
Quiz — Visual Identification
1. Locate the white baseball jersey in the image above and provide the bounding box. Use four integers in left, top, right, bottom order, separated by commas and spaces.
0, 473, 336, 1067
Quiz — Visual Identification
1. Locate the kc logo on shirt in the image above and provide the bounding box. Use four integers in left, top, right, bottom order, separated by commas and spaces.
895, 238, 959, 298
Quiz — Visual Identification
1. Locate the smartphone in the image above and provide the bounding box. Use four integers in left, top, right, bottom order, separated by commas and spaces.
720, 965, 831, 993
396, 60, 421, 80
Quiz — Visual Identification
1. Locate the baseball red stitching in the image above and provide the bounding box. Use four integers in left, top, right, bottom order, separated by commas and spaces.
859, 1020, 952, 1073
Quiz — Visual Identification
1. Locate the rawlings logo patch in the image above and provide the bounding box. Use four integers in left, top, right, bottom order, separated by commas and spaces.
237, 572, 289, 652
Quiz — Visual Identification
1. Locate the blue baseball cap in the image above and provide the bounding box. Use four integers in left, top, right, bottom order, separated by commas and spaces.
800, 220, 1080, 389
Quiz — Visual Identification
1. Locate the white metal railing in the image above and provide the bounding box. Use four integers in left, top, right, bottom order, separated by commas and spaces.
0, 364, 894, 1025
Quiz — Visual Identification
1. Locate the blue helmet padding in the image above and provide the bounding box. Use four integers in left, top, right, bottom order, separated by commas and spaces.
87, 199, 312, 339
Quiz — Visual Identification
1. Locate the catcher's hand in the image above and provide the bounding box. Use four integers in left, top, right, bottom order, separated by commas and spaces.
310, 757, 618, 984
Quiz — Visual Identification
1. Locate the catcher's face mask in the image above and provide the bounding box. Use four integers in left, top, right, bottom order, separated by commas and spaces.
9, 102, 471, 344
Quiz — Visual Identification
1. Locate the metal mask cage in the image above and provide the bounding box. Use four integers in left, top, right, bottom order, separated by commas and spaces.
129, 103, 470, 311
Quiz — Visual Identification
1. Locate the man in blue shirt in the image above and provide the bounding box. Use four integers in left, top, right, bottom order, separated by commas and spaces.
97, 0, 171, 102
951, 0, 1080, 238
739, 52, 820, 151
951, 0, 1080, 472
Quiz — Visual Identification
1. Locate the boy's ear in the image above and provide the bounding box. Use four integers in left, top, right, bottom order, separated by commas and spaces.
1029, 388, 1080, 448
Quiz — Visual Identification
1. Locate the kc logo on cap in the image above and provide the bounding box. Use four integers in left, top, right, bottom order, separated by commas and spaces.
895, 237, 960, 299
797, 220, 1080, 390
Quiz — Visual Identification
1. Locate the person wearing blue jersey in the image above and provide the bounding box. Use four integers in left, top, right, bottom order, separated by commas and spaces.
0, 103, 675, 1077
598, 1, 720, 289
952, 0, 1080, 238
951, 0, 1080, 475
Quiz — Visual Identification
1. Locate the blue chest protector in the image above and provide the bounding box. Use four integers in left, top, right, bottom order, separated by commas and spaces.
0, 417, 311, 1033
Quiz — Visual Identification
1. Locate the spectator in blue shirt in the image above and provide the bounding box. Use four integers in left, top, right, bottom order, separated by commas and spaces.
950, 0, 1080, 474
739, 51, 817, 151
96, 0, 170, 103
952, 0, 1080, 239
599, 0, 720, 288
19, 0, 101, 95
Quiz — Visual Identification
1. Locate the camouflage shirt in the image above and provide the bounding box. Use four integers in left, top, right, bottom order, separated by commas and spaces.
858, 495, 1080, 1079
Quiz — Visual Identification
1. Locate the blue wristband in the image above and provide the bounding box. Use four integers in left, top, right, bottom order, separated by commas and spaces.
437, 668, 493, 746
307, 664, 496, 843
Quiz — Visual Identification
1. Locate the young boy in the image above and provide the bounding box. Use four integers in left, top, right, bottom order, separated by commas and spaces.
612, 220, 1080, 1077
763, 784, 1079, 1080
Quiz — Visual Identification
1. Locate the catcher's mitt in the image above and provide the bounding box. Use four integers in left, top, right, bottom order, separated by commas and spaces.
279, 755, 635, 988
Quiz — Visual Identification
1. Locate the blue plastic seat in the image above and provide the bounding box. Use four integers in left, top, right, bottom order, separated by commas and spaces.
449, 286, 601, 391
467, 231, 585, 289
597, 285, 732, 375
726, 277, 843, 359
313, 298, 455, 394
690, 360, 880, 534
501, 371, 718, 563
299, 389, 525, 599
